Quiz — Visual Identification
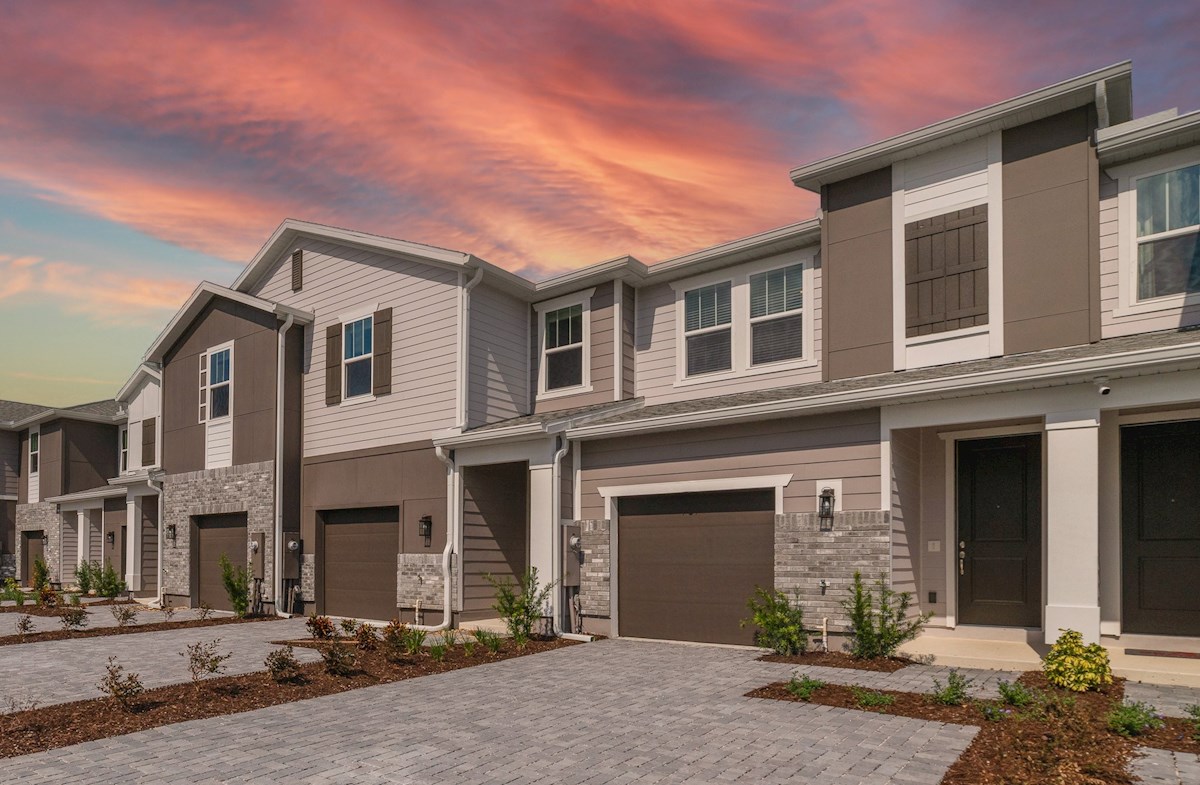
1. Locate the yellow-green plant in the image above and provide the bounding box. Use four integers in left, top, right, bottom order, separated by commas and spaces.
1042, 629, 1112, 692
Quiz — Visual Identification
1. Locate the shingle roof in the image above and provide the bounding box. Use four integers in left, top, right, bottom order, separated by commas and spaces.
0, 398, 123, 427
0, 400, 50, 424
466, 399, 643, 433
63, 400, 123, 417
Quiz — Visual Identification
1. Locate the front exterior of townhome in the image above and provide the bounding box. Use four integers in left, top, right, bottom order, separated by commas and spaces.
9, 61, 1200, 678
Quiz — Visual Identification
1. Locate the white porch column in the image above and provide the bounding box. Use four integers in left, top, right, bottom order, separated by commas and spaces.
1044, 410, 1101, 644
74, 510, 87, 571
126, 497, 142, 592
527, 460, 557, 622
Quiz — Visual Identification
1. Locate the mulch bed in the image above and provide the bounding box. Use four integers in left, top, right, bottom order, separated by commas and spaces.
758, 650, 911, 672
748, 671, 1199, 784
0, 636, 576, 759
0, 614, 276, 647
0, 599, 127, 617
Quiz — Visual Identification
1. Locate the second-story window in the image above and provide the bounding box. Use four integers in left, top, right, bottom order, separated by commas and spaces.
1136, 163, 1200, 301
544, 304, 584, 390
343, 316, 373, 398
749, 264, 804, 365
683, 281, 732, 376
29, 430, 39, 475
119, 426, 128, 472
199, 346, 232, 422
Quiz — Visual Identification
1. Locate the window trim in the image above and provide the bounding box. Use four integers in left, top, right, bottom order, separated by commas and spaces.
1112, 147, 1200, 317
670, 252, 816, 387
200, 341, 234, 423
28, 427, 39, 476
119, 425, 128, 473
342, 313, 375, 402
534, 289, 594, 400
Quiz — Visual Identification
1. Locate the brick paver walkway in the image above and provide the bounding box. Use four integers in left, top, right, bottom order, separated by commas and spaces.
0, 604, 223, 636
1130, 747, 1200, 785
1125, 681, 1200, 718
0, 639, 977, 784
785, 660, 1022, 699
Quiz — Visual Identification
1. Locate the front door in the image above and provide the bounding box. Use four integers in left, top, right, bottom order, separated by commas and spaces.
21, 530, 45, 587
957, 435, 1042, 627
1121, 420, 1200, 636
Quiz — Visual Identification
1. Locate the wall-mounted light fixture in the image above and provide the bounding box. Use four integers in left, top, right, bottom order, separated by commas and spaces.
418, 515, 433, 548
249, 540, 260, 554
165, 523, 177, 543
287, 539, 300, 553
41, 532, 49, 546
818, 486, 836, 532
105, 531, 115, 546
568, 533, 582, 552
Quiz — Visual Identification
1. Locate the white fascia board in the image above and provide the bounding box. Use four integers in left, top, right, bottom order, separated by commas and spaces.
45, 485, 127, 504
644, 221, 821, 284
115, 363, 162, 403
1097, 110, 1200, 167
434, 399, 645, 448
567, 341, 1200, 440
9, 408, 124, 430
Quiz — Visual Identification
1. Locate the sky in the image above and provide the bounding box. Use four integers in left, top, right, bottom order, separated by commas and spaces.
0, 1, 1197, 407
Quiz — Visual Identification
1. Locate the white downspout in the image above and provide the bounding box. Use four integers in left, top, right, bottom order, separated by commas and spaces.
550, 434, 569, 635
274, 313, 295, 617
148, 473, 164, 607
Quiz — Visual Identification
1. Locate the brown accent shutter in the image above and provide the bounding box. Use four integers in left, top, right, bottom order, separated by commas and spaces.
325, 323, 342, 406
290, 249, 303, 291
904, 205, 989, 337
372, 307, 392, 396
141, 417, 156, 467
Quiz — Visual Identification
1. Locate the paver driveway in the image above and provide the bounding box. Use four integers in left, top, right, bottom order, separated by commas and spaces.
0, 639, 977, 784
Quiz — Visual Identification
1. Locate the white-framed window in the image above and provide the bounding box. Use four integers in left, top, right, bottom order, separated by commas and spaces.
343, 315, 373, 399
535, 289, 593, 399
672, 252, 816, 384
119, 426, 128, 472
28, 428, 39, 475
199, 344, 232, 422
1134, 162, 1199, 302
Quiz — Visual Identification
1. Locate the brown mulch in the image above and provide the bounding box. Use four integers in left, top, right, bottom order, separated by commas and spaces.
758, 650, 912, 672
0, 637, 575, 759
0, 614, 276, 647
1139, 716, 1200, 756
0, 599, 128, 617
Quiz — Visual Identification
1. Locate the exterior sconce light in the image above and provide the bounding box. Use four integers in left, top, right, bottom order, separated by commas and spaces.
105, 531, 115, 546
418, 515, 433, 547
165, 524, 177, 543
249, 540, 260, 554
41, 532, 49, 546
568, 533, 582, 552
818, 486, 836, 532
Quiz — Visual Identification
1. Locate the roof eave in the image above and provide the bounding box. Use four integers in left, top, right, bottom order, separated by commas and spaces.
1097, 110, 1200, 167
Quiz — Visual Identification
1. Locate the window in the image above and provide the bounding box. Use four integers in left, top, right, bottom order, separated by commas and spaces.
749, 264, 804, 365
343, 316, 373, 398
544, 304, 584, 390
29, 430, 39, 475
683, 281, 732, 376
119, 427, 128, 472
199, 346, 232, 422
1135, 163, 1200, 301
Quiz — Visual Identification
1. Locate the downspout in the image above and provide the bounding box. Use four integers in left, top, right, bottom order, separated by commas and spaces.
274, 313, 295, 617
550, 434, 570, 636
148, 472, 164, 608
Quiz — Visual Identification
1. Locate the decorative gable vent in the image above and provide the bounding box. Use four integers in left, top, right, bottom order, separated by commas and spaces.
291, 249, 303, 291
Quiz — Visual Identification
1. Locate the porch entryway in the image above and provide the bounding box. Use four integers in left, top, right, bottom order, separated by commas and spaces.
460, 462, 528, 622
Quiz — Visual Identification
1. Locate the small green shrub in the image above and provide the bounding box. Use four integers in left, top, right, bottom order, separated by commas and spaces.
264, 645, 302, 683
741, 587, 808, 655
381, 620, 407, 662
850, 686, 895, 708
841, 572, 931, 659
321, 639, 356, 676
428, 641, 447, 662
339, 618, 359, 636
97, 657, 144, 711
0, 579, 24, 605
401, 627, 427, 656
218, 555, 250, 618
306, 614, 336, 640
486, 567, 555, 649
15, 614, 33, 638
110, 604, 138, 628
1184, 704, 1200, 741
1107, 700, 1164, 737
36, 585, 58, 608
354, 623, 379, 651
182, 639, 232, 686
196, 602, 214, 621
980, 703, 1013, 722
1042, 629, 1112, 692
441, 628, 457, 647
462, 634, 477, 657
58, 605, 88, 631
75, 561, 98, 594
67, 593, 81, 607
996, 680, 1036, 708
95, 561, 126, 600
785, 674, 825, 701
31, 556, 49, 591
931, 670, 973, 706
474, 629, 502, 654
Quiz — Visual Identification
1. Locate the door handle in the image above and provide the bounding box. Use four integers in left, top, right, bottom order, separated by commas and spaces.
958, 541, 966, 576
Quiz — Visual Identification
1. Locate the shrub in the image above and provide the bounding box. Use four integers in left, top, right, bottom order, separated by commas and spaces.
381, 620, 407, 662
161, 603, 177, 621
741, 587, 807, 655
841, 572, 931, 659
307, 614, 336, 640
931, 670, 973, 706
95, 561, 126, 600
850, 686, 895, 708
97, 657, 144, 710
15, 614, 33, 639
196, 602, 214, 621
36, 585, 58, 608
58, 605, 88, 631
441, 628, 457, 647
1184, 704, 1200, 741
264, 645, 302, 683
354, 623, 379, 651
980, 704, 1013, 722
1042, 629, 1112, 692
110, 604, 138, 628
182, 639, 232, 685
218, 555, 250, 618
485, 567, 554, 648
75, 561, 97, 594
1107, 700, 1164, 737
474, 629, 503, 654
321, 639, 356, 676
785, 674, 825, 701
30, 556, 49, 591
997, 679, 1036, 708
428, 641, 448, 662
402, 627, 427, 656
67, 593, 81, 607
339, 618, 359, 636
462, 634, 477, 657
1, 579, 24, 605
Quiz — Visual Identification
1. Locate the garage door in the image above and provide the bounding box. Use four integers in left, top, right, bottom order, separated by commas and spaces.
195, 514, 247, 612
321, 507, 399, 621
618, 490, 774, 645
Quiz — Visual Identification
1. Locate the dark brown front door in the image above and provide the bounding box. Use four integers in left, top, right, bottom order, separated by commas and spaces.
618, 490, 774, 645
1121, 421, 1200, 636
957, 435, 1042, 627
194, 514, 248, 611
320, 507, 399, 622
21, 531, 44, 587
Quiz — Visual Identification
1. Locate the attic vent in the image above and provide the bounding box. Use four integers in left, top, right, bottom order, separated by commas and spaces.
291, 249, 303, 291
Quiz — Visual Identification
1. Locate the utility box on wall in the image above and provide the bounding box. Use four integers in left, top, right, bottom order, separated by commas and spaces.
282, 536, 301, 580
250, 532, 265, 579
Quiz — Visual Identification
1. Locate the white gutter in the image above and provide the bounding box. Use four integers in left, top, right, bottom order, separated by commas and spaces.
415, 444, 457, 633
147, 470, 164, 607
456, 266, 486, 428
550, 434, 570, 635
273, 313, 295, 617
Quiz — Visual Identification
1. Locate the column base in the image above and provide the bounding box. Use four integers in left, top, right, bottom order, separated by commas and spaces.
1044, 604, 1101, 645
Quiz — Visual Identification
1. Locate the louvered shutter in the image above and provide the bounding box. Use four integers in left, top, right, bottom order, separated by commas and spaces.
372, 308, 392, 396
325, 323, 342, 406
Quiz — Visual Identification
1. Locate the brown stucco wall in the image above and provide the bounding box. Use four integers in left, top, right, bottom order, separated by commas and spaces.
1002, 106, 1100, 353
36, 422, 64, 500
822, 167, 893, 380
61, 420, 119, 494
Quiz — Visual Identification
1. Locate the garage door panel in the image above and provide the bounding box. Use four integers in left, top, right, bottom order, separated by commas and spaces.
322, 508, 399, 622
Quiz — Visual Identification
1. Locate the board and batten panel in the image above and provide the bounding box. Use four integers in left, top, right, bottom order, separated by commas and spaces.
534, 281, 616, 413
621, 283, 636, 400
0, 431, 18, 497
467, 283, 529, 428
579, 408, 881, 520
122, 376, 160, 472
633, 262, 823, 405
889, 427, 922, 604
250, 238, 461, 456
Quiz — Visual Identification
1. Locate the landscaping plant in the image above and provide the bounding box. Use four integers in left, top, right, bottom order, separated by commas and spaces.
1185, 704, 1200, 741
15, 614, 33, 639
339, 617, 359, 636
354, 622, 379, 651
474, 629, 502, 654
306, 614, 336, 640
485, 566, 555, 648
321, 639, 356, 676
97, 657, 144, 711
74, 561, 97, 595
401, 627, 427, 656
461, 634, 477, 657
840, 571, 931, 659
67, 593, 81, 606
381, 620, 407, 662
160, 603, 176, 621
741, 587, 808, 655
218, 554, 250, 617
979, 704, 1013, 722
0, 578, 25, 605
36, 585, 58, 608
785, 674, 825, 701
428, 641, 448, 662
264, 645, 302, 683
1042, 628, 1112, 692
996, 679, 1036, 708
95, 561, 127, 600
110, 604, 138, 628
850, 686, 895, 708
196, 602, 214, 621
30, 555, 50, 591
1106, 699, 1165, 737
58, 605, 88, 631
930, 670, 973, 706
182, 639, 233, 686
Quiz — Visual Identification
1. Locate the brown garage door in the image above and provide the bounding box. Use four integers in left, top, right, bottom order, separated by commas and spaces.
195, 514, 247, 611
321, 507, 399, 621
618, 490, 774, 645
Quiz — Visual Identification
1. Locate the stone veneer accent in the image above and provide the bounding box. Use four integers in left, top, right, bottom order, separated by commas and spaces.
300, 553, 315, 603
15, 502, 61, 583
397, 552, 458, 611
162, 461, 275, 605
0, 554, 13, 580
775, 511, 891, 631
578, 519, 611, 617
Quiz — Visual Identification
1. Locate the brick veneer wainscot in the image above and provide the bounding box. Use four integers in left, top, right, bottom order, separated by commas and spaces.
578, 519, 611, 617
397, 552, 458, 613
15, 502, 61, 583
